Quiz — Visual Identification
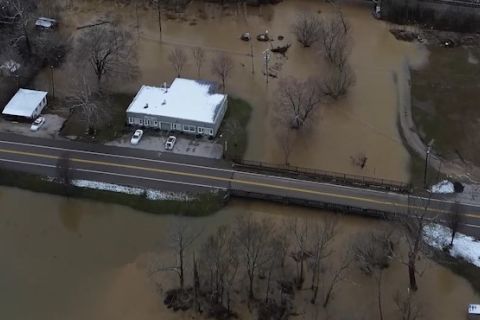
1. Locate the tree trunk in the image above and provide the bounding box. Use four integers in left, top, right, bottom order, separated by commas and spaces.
450, 231, 456, 246
377, 271, 384, 320
179, 248, 184, 289
157, 1, 162, 40
408, 256, 417, 292
248, 272, 255, 299
323, 284, 333, 308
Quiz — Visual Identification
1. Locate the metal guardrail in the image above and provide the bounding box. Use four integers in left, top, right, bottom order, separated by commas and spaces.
420, 0, 480, 7
232, 159, 412, 194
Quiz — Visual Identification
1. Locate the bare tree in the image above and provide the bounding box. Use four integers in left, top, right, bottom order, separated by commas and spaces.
76, 25, 137, 83
394, 290, 423, 320
321, 63, 356, 100
447, 201, 463, 247
168, 47, 188, 77
56, 152, 72, 188
192, 47, 206, 78
276, 127, 295, 166
200, 225, 238, 313
211, 52, 234, 93
322, 253, 350, 308
353, 231, 394, 320
276, 76, 324, 130
319, 10, 351, 67
0, 0, 36, 55
309, 217, 338, 304
400, 196, 433, 292
66, 76, 112, 132
291, 11, 322, 48
169, 218, 202, 289
234, 214, 274, 299
289, 218, 310, 289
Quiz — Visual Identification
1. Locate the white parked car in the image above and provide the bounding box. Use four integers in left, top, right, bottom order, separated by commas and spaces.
130, 129, 143, 145
30, 116, 45, 131
164, 136, 176, 150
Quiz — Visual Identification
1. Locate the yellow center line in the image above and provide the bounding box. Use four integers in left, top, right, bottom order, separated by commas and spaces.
2, 147, 479, 219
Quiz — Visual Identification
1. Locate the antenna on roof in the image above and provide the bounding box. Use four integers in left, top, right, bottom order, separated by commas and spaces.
144, 103, 149, 109
162, 99, 166, 105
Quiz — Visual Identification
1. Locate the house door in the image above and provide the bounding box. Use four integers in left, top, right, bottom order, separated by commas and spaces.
160, 122, 171, 130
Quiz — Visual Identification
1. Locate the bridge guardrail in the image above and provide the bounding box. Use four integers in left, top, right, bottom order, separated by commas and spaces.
232, 159, 413, 194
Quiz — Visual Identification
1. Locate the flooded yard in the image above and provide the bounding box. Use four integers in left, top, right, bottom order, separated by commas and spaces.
0, 186, 478, 320
33, 0, 428, 182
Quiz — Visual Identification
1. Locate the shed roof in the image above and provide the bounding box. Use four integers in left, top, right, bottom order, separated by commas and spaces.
126, 78, 226, 124
35, 17, 57, 28
2, 89, 47, 118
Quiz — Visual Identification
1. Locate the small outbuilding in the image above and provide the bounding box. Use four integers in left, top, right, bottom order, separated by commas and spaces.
126, 78, 228, 137
35, 17, 57, 29
2, 88, 48, 120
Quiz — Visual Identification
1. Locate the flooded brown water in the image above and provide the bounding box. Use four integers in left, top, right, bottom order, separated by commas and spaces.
34, 0, 428, 182
0, 186, 478, 320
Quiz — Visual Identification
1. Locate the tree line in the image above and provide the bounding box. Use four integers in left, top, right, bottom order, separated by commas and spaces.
150, 201, 465, 320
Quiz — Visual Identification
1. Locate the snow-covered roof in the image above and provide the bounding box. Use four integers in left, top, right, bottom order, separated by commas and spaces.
35, 17, 57, 28
126, 78, 227, 124
469, 304, 480, 315
2, 89, 47, 118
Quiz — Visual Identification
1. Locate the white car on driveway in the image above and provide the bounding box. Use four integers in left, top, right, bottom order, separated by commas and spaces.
164, 136, 176, 150
130, 129, 143, 145
30, 116, 45, 131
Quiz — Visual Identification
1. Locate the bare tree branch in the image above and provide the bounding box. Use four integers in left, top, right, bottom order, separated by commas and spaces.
211, 52, 234, 93
168, 46, 188, 78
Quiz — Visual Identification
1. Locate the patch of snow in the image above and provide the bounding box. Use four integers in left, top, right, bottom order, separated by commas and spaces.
430, 180, 454, 194
424, 224, 480, 267
468, 50, 479, 65
71, 179, 189, 200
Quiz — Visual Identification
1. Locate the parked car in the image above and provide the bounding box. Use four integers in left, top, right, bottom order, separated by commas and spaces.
130, 129, 143, 145
164, 136, 176, 150
30, 116, 45, 131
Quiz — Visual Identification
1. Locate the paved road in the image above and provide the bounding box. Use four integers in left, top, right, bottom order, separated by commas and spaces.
0, 133, 479, 236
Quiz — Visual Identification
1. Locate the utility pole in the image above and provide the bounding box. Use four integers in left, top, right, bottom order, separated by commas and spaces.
263, 48, 271, 85
423, 139, 434, 189
50, 65, 55, 99
135, 2, 140, 38
250, 41, 254, 74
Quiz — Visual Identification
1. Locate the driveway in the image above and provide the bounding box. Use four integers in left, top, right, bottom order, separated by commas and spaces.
0, 114, 66, 139
106, 133, 224, 159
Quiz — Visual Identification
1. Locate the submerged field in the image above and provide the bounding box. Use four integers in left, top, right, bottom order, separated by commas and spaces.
412, 46, 480, 167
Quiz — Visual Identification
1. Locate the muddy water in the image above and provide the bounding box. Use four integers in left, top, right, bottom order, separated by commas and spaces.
33, 0, 428, 182
0, 186, 478, 320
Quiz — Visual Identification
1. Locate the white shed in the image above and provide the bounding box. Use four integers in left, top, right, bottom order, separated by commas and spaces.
2, 89, 48, 120
35, 17, 57, 29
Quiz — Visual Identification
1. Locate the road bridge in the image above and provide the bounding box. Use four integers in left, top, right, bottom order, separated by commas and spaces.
0, 133, 478, 236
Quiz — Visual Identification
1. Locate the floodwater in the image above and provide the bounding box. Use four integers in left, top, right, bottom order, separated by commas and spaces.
0, 186, 478, 320
34, 0, 428, 182
18, 2, 470, 319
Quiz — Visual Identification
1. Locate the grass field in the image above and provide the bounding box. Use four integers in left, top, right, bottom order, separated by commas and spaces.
61, 93, 133, 143
218, 97, 252, 160
411, 46, 480, 167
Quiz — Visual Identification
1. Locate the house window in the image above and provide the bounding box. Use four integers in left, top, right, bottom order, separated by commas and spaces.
174, 123, 182, 130
128, 117, 134, 124
183, 125, 196, 132
139, 119, 143, 125
153, 120, 158, 127
208, 129, 214, 135
145, 119, 150, 126
198, 127, 204, 134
